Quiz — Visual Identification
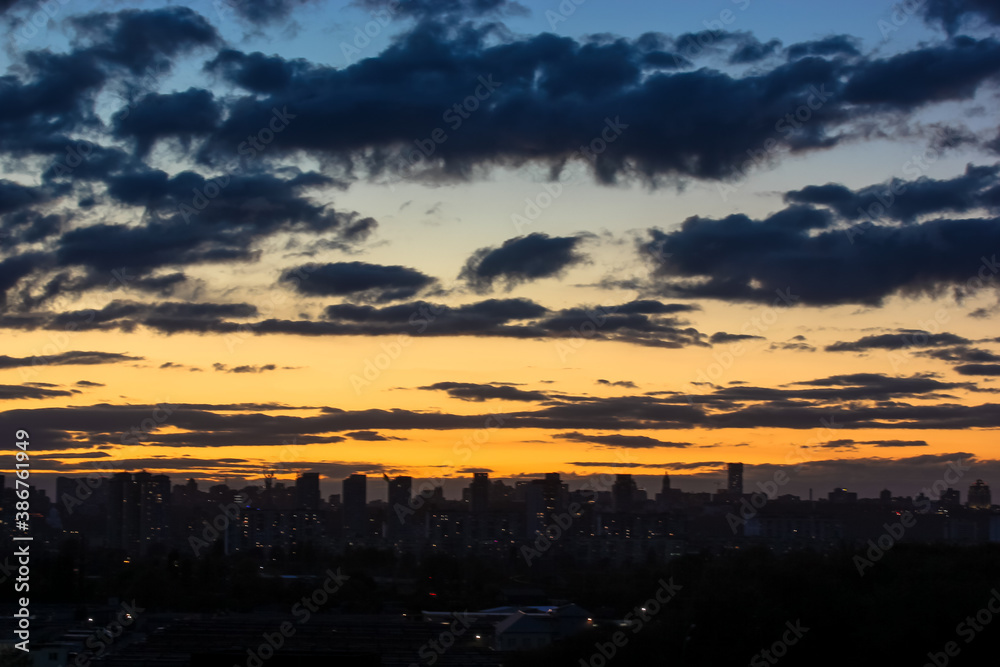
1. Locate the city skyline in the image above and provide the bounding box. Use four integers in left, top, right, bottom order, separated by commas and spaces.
1, 1, 1000, 516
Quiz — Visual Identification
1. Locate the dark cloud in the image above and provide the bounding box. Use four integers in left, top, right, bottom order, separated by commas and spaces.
842, 36, 1000, 109
187, 28, 1000, 186
0, 350, 142, 369
0, 384, 74, 400
859, 440, 930, 447
785, 163, 1000, 223
204, 50, 307, 94
215, 0, 320, 25
784, 35, 861, 61
559, 431, 693, 448
352, 0, 529, 20
280, 261, 436, 302
641, 209, 1000, 305
921, 346, 1000, 363
0, 294, 710, 348
954, 363, 1000, 375
729, 37, 781, 64
710, 332, 764, 344
460, 233, 588, 292
113, 88, 222, 156
597, 379, 637, 388
69, 7, 221, 76
819, 439, 857, 449
37, 300, 259, 334
75, 380, 105, 387
770, 335, 816, 352
346, 430, 399, 441
213, 363, 279, 373
420, 381, 550, 402
57, 170, 376, 275
614, 300, 699, 315
826, 331, 971, 352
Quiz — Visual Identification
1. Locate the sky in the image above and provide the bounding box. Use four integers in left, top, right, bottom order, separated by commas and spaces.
1, 0, 1000, 501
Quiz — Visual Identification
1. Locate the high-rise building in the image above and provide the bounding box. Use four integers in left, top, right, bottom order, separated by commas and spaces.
728, 463, 744, 497
296, 472, 321, 511
612, 474, 637, 512
342, 474, 367, 538
969, 480, 991, 509
941, 488, 961, 509
386, 475, 413, 539
388, 475, 412, 510
107, 472, 138, 552
470, 473, 490, 513
828, 487, 858, 504
139, 474, 171, 552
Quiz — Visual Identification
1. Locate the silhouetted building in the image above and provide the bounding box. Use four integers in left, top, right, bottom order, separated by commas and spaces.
612, 474, 638, 512
969, 480, 991, 509
296, 472, 321, 511
470, 472, 490, 513
941, 488, 961, 509
139, 473, 171, 552
386, 475, 413, 540
728, 463, 744, 497
342, 474, 367, 538
107, 472, 137, 552
828, 487, 857, 504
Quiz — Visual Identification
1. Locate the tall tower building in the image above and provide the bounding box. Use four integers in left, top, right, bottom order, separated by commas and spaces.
388, 475, 412, 510
470, 472, 490, 513
969, 480, 991, 509
342, 474, 367, 538
612, 474, 637, 512
296, 472, 321, 511
107, 472, 140, 552
138, 474, 171, 552
728, 463, 744, 497
386, 475, 413, 539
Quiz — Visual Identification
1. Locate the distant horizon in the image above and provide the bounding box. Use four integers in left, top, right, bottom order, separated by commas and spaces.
29, 461, 992, 504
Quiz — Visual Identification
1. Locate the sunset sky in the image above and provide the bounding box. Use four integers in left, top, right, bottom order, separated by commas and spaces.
2, 0, 1000, 500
